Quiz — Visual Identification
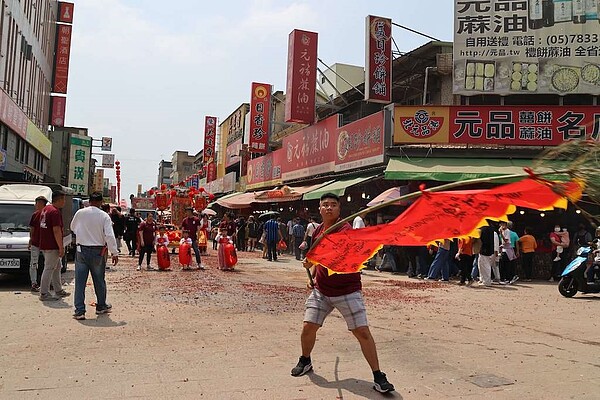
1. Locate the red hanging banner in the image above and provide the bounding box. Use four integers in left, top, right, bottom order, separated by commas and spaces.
285, 29, 318, 124
249, 82, 271, 153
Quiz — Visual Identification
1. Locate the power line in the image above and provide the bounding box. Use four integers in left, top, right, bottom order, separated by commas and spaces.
391, 22, 441, 42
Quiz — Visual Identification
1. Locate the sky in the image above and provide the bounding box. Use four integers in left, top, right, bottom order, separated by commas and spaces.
67, 0, 454, 201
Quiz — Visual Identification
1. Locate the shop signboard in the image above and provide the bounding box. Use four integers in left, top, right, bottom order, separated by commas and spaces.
102, 153, 115, 168
203, 116, 217, 163
226, 138, 242, 168
26, 121, 52, 159
246, 148, 284, 190
52, 24, 73, 94
285, 29, 318, 124
334, 111, 385, 172
365, 15, 392, 103
50, 96, 66, 127
101, 137, 112, 151
68, 134, 91, 196
0, 88, 28, 139
206, 160, 217, 183
394, 105, 600, 146
58, 2, 74, 24
94, 169, 104, 192
454, 0, 600, 96
249, 82, 271, 153
281, 115, 338, 181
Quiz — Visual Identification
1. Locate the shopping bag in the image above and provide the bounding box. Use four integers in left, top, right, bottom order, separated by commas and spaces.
277, 240, 287, 251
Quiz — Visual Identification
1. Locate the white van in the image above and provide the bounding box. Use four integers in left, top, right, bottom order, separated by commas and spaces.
0, 184, 73, 276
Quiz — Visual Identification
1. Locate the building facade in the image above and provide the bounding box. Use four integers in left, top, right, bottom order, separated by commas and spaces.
157, 160, 172, 187
170, 151, 194, 184
0, 0, 60, 182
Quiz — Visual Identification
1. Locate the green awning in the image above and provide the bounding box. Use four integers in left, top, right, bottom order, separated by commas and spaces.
303, 175, 378, 200
384, 157, 568, 182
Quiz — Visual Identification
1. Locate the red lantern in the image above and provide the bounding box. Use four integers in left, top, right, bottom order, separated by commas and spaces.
199, 187, 205, 192
148, 189, 155, 196
170, 190, 177, 197
161, 183, 167, 191
156, 192, 169, 211
208, 193, 215, 201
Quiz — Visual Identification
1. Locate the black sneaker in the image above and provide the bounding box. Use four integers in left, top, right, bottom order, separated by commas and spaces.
290, 356, 312, 377
373, 371, 395, 393
96, 304, 113, 315
72, 312, 86, 320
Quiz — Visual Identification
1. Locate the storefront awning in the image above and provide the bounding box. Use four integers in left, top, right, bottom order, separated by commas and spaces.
384, 157, 567, 182
255, 182, 332, 203
216, 192, 256, 209
303, 175, 378, 201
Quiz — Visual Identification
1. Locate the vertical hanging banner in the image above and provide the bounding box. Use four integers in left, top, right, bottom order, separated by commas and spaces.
365, 15, 392, 103
203, 116, 217, 164
50, 96, 66, 127
52, 24, 73, 94
206, 161, 217, 183
68, 134, 91, 196
57, 2, 74, 23
249, 82, 271, 153
285, 29, 318, 124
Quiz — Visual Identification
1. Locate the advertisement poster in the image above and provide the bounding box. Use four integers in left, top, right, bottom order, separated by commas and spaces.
454, 0, 600, 95
394, 105, 600, 146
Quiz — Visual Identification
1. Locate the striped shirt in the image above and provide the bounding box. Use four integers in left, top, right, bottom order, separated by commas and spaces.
264, 219, 280, 243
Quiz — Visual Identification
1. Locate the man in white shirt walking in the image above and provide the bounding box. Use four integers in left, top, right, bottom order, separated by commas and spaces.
70, 192, 119, 320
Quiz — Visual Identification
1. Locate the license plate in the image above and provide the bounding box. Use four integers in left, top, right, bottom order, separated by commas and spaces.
0, 258, 20, 268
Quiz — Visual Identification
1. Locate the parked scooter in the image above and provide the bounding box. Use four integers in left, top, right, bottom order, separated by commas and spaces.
558, 246, 600, 297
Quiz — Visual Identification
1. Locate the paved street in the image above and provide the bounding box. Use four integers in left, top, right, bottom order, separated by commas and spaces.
1, 250, 599, 400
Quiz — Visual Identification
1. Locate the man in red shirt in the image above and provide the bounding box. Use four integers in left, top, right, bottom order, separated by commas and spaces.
28, 195, 48, 292
290, 193, 395, 394
38, 190, 69, 301
181, 207, 204, 270
137, 213, 157, 271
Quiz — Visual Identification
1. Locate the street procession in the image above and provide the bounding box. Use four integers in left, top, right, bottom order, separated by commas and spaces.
1, 1, 600, 399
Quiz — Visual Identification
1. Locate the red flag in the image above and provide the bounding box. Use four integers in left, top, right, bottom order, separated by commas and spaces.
306, 178, 583, 274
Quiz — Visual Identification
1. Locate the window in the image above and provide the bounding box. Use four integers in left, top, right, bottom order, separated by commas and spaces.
15, 136, 20, 158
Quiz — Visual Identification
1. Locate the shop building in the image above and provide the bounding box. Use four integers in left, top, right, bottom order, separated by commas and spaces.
0, 0, 64, 182
157, 160, 172, 187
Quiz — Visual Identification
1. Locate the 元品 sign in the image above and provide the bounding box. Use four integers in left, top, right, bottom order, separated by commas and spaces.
249, 82, 271, 153
394, 105, 600, 146
365, 15, 392, 103
454, 0, 600, 96
285, 29, 318, 124
68, 134, 91, 196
